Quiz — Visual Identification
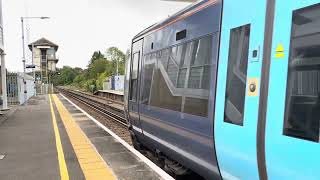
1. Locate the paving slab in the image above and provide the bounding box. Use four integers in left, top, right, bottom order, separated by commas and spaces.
0, 95, 85, 180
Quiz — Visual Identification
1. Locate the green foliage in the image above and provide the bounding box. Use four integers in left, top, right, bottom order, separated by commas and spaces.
51, 66, 83, 85
52, 47, 127, 92
106, 47, 126, 75
73, 74, 85, 87
96, 72, 108, 90
90, 51, 105, 64
87, 58, 108, 79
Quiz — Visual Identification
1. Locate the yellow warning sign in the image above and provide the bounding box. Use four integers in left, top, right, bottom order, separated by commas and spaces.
275, 44, 285, 58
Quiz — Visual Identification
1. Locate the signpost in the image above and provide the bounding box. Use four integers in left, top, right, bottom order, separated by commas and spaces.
26, 64, 36, 69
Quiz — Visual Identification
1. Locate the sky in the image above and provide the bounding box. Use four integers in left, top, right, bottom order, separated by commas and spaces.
2, 0, 191, 72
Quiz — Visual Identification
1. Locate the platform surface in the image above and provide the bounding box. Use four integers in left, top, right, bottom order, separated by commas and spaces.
0, 94, 167, 180
97, 90, 124, 96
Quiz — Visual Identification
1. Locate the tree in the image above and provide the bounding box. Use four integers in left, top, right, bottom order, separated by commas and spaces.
73, 74, 85, 87
52, 46, 127, 92
51, 66, 82, 85
87, 58, 108, 79
90, 51, 105, 64
105, 47, 126, 75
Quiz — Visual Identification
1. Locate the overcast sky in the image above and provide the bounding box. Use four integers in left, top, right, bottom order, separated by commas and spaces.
2, 0, 191, 72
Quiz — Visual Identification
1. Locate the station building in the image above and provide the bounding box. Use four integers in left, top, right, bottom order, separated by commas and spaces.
28, 38, 59, 84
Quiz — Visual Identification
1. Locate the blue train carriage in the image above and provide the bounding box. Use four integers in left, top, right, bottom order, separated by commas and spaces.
124, 0, 320, 179
125, 0, 222, 179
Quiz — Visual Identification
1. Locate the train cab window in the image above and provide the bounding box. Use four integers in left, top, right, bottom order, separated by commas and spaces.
224, 24, 250, 126
130, 52, 140, 101
283, 5, 320, 142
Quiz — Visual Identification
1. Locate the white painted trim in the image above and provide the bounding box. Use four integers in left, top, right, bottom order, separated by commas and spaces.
60, 93, 174, 180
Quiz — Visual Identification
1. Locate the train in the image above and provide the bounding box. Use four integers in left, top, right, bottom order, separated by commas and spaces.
124, 0, 320, 179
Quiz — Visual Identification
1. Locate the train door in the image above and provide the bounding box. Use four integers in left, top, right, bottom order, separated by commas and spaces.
214, 0, 268, 179
129, 39, 143, 133
265, 1, 320, 179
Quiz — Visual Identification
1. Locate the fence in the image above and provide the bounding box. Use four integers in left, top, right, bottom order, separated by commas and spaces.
7, 73, 19, 105
7, 72, 35, 105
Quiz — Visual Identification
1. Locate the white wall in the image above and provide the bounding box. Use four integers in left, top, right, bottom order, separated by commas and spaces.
17, 73, 35, 104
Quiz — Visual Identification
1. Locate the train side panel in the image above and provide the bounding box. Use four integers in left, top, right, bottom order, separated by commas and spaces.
128, 2, 223, 179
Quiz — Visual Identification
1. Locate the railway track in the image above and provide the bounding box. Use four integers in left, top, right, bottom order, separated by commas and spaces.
71, 88, 124, 106
57, 87, 128, 127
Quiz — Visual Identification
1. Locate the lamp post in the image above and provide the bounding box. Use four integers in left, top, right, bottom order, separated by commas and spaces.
21, 16, 49, 104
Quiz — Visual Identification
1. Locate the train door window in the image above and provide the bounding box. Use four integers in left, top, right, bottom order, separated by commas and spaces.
130, 52, 140, 101
283, 5, 320, 142
224, 24, 250, 126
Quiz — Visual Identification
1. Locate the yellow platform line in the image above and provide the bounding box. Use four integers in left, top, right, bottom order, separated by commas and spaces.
49, 95, 70, 180
51, 94, 116, 180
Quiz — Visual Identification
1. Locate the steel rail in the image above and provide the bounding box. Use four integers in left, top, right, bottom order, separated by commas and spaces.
58, 88, 128, 127
74, 90, 124, 106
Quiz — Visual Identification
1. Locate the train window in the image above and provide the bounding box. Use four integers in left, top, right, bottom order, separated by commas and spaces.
159, 49, 170, 70
177, 68, 187, 88
224, 24, 250, 126
142, 35, 213, 117
183, 35, 212, 116
188, 37, 212, 90
149, 53, 182, 111
141, 54, 155, 105
184, 97, 208, 117
181, 42, 193, 68
283, 5, 320, 142
166, 45, 186, 86
130, 52, 140, 101
166, 47, 178, 86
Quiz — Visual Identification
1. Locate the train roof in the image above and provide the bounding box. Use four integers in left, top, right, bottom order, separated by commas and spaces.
133, 0, 219, 40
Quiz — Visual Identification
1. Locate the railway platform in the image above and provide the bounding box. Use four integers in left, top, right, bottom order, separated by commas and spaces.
0, 94, 172, 180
